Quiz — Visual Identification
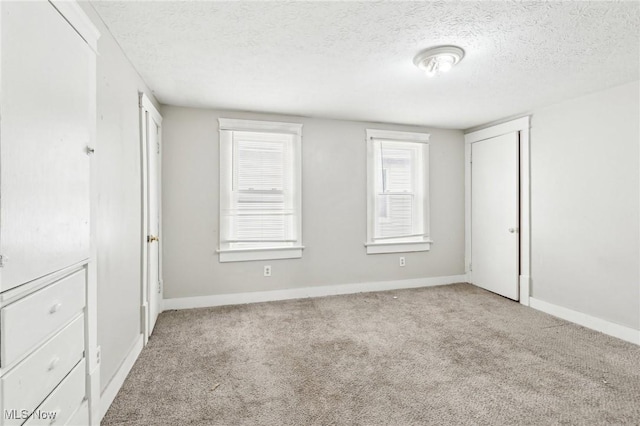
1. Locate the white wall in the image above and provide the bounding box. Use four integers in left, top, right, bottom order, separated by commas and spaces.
161, 106, 465, 299
530, 81, 640, 330
79, 2, 160, 393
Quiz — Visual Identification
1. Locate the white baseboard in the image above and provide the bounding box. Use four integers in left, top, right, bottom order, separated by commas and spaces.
100, 334, 144, 421
529, 297, 639, 345
164, 274, 468, 310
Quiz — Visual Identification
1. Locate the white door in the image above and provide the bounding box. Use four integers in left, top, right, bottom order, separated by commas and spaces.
471, 132, 519, 300
147, 118, 161, 333
141, 95, 163, 338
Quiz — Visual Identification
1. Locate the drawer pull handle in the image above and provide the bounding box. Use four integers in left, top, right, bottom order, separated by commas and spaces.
49, 302, 62, 314
48, 357, 60, 371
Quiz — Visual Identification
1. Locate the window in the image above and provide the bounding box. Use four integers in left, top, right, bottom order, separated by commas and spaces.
218, 118, 303, 262
365, 129, 432, 254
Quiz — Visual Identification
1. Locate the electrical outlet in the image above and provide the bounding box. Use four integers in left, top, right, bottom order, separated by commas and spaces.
399, 257, 406, 267
264, 265, 272, 277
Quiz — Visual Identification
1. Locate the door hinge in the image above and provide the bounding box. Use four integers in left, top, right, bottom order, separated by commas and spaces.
0, 255, 7, 268
469, 263, 472, 271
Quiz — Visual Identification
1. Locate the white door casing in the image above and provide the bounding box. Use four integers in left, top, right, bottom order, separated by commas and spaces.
140, 93, 163, 341
147, 117, 161, 334
470, 132, 519, 300
464, 116, 531, 305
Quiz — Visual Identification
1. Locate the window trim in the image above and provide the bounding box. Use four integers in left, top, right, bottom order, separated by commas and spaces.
218, 118, 303, 262
219, 118, 302, 135
365, 129, 432, 254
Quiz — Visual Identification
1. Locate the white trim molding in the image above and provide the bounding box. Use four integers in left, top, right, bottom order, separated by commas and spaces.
218, 118, 303, 262
50, 0, 101, 52
364, 240, 433, 254
365, 128, 431, 254
163, 274, 468, 310
100, 335, 144, 421
519, 275, 531, 303
530, 298, 640, 345
218, 118, 302, 135
465, 116, 530, 144
89, 355, 101, 425
218, 246, 304, 262
140, 93, 162, 124
139, 92, 164, 345
464, 116, 531, 306
365, 128, 430, 143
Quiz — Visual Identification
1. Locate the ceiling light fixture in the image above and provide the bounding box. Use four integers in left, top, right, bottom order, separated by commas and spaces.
413, 46, 465, 78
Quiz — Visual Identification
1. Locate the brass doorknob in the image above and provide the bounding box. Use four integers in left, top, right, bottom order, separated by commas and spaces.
147, 235, 159, 243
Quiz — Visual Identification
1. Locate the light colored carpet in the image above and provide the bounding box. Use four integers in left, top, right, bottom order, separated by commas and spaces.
102, 283, 640, 425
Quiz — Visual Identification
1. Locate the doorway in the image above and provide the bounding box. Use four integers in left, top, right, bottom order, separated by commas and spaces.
140, 93, 163, 342
465, 117, 531, 305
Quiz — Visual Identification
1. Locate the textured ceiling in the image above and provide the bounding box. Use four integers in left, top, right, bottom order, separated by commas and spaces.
90, 1, 639, 129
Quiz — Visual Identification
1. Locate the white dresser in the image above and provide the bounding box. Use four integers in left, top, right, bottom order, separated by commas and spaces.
0, 1, 100, 425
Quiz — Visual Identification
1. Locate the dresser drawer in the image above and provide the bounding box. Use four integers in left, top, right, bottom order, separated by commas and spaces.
23, 359, 86, 426
1, 269, 86, 367
1, 316, 84, 426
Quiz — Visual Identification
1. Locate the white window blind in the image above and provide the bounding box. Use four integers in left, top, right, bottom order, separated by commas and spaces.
219, 119, 302, 262
376, 144, 418, 239
230, 133, 294, 245
366, 129, 431, 254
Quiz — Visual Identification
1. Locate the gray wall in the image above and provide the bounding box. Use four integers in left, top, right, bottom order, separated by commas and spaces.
530, 80, 640, 330
79, 3, 160, 393
161, 106, 465, 299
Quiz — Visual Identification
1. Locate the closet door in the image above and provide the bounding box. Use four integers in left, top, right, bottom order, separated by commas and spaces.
0, 2, 91, 291
470, 132, 519, 300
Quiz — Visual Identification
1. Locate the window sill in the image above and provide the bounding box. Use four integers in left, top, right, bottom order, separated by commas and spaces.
364, 240, 433, 254
218, 246, 304, 262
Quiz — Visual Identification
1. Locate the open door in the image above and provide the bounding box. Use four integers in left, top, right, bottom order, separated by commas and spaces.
140, 93, 163, 341
470, 132, 519, 300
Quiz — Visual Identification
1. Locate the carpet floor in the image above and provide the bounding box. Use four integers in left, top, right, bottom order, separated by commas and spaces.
101, 283, 640, 425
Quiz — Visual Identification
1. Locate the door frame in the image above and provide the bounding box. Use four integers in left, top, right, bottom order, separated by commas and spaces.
139, 92, 163, 344
464, 116, 531, 305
